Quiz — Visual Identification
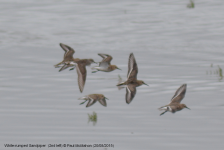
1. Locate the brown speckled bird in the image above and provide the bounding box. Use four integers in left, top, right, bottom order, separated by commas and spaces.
78, 94, 109, 107
92, 53, 121, 73
54, 43, 80, 71
117, 53, 148, 87
158, 84, 190, 116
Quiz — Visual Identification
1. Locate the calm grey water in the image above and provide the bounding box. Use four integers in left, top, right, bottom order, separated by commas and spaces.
1, 0, 224, 149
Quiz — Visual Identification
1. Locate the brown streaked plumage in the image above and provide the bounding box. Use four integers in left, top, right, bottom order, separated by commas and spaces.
75, 59, 95, 93
116, 53, 148, 87
92, 53, 121, 73
78, 94, 109, 107
158, 84, 190, 116
54, 43, 80, 71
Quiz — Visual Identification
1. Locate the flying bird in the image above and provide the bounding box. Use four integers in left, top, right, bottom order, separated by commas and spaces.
92, 53, 121, 73
54, 43, 80, 71
158, 84, 190, 116
78, 94, 109, 107
117, 53, 148, 87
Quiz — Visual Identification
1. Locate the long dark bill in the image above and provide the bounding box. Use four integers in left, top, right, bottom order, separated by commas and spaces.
144, 83, 149, 86
186, 106, 191, 110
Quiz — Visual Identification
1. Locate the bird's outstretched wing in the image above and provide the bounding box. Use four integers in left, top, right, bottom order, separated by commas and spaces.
127, 53, 138, 82
59, 43, 75, 60
76, 63, 87, 93
125, 84, 137, 104
170, 84, 187, 104
98, 53, 113, 64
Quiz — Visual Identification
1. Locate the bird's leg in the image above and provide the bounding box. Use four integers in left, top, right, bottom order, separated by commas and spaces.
54, 61, 64, 68
160, 110, 168, 116
59, 64, 69, 72
80, 100, 87, 105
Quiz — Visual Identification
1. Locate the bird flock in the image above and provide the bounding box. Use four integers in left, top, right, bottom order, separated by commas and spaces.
54, 43, 190, 116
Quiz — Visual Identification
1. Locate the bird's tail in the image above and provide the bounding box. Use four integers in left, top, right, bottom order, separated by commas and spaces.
78, 96, 89, 100
117, 80, 128, 86
158, 106, 168, 111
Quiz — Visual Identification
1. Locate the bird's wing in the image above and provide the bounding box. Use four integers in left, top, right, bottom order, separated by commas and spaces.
59, 43, 75, 60
98, 53, 113, 64
127, 53, 138, 81
76, 63, 87, 93
125, 84, 137, 104
98, 98, 107, 107
170, 84, 187, 104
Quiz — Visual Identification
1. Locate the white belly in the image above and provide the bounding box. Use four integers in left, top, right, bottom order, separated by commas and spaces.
160, 106, 172, 112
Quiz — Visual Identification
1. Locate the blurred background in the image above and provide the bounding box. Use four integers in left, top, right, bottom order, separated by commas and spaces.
0, 0, 224, 149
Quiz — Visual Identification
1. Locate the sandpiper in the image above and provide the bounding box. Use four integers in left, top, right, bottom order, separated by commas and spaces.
54, 43, 80, 71
117, 75, 138, 104
72, 59, 95, 93
158, 84, 190, 116
69, 58, 95, 71
117, 53, 148, 87
78, 94, 109, 107
92, 53, 121, 73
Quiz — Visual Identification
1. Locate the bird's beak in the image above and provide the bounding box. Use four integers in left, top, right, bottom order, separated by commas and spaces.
105, 97, 109, 100
186, 106, 191, 110
117, 68, 122, 70
144, 83, 149, 86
